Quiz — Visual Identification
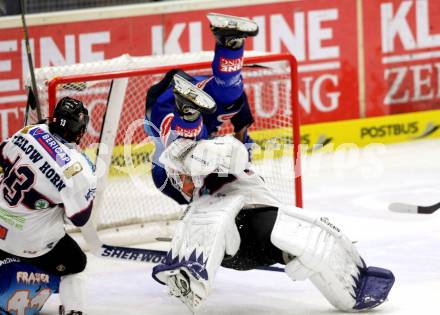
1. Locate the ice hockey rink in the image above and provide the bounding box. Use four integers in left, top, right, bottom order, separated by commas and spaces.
42, 138, 440, 315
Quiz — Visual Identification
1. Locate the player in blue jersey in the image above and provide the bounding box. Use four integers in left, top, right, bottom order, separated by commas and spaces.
144, 13, 258, 204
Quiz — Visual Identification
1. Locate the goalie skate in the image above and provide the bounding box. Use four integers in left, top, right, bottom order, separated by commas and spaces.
173, 74, 216, 115
207, 13, 259, 49
166, 269, 203, 313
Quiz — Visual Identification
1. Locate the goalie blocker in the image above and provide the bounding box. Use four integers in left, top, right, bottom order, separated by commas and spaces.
152, 136, 394, 312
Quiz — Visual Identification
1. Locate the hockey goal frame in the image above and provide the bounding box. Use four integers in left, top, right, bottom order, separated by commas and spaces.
46, 52, 303, 209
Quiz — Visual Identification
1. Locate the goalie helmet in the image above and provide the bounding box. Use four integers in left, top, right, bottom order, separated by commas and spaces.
49, 97, 89, 144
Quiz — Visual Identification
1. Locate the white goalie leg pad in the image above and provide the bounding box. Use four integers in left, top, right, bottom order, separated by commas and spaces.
59, 273, 85, 313
152, 194, 245, 311
271, 206, 366, 311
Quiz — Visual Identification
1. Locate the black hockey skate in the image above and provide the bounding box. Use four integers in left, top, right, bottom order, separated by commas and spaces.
0, 307, 11, 315
59, 305, 83, 315
207, 13, 259, 49
173, 74, 216, 121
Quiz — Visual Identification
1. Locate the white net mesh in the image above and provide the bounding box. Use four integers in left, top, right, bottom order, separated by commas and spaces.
28, 51, 300, 242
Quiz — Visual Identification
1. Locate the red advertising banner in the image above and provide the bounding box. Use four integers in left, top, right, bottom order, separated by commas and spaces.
363, 0, 440, 116
0, 0, 358, 140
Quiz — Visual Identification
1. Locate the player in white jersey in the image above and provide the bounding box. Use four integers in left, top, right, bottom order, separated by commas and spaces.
0, 97, 96, 315
152, 136, 395, 313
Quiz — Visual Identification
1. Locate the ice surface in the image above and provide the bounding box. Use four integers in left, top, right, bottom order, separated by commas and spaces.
42, 139, 440, 314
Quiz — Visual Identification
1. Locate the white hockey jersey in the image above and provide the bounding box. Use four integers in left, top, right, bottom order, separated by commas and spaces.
0, 124, 97, 258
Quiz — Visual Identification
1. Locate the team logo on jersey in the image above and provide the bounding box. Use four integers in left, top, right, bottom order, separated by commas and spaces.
219, 57, 243, 73
217, 111, 239, 123
34, 199, 50, 210
30, 128, 71, 166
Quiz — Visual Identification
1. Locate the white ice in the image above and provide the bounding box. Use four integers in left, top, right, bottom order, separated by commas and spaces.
42, 139, 440, 315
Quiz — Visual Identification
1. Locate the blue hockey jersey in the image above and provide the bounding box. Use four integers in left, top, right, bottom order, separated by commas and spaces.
144, 44, 254, 204
0, 258, 60, 315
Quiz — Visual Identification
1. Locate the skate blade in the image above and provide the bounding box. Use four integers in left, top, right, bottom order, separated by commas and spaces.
173, 74, 216, 113
207, 13, 258, 34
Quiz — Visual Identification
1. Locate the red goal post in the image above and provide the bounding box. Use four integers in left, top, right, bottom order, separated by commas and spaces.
39, 51, 302, 244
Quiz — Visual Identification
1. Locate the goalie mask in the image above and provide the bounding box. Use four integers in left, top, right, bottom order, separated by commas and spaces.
160, 136, 249, 198
49, 97, 89, 144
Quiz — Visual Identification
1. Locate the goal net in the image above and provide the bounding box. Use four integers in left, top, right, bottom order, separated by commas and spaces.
27, 51, 302, 246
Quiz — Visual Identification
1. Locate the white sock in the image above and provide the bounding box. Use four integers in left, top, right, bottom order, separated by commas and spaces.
60, 273, 85, 313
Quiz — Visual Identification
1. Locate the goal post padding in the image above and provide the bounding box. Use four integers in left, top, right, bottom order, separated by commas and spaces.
28, 51, 301, 246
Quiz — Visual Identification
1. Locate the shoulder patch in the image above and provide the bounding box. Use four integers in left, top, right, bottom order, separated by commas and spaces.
63, 162, 83, 179
20, 125, 35, 134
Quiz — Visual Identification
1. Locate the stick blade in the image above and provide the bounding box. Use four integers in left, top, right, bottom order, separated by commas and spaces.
388, 202, 418, 214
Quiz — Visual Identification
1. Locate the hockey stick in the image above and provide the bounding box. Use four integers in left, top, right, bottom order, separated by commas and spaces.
19, 0, 42, 124
81, 221, 284, 272
388, 202, 440, 214
80, 220, 168, 264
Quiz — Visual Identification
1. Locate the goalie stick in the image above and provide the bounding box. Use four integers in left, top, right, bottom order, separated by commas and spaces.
80, 221, 168, 264
388, 202, 440, 214
81, 221, 284, 272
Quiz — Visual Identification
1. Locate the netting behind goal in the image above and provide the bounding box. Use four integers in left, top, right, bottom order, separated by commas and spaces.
29, 51, 301, 245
